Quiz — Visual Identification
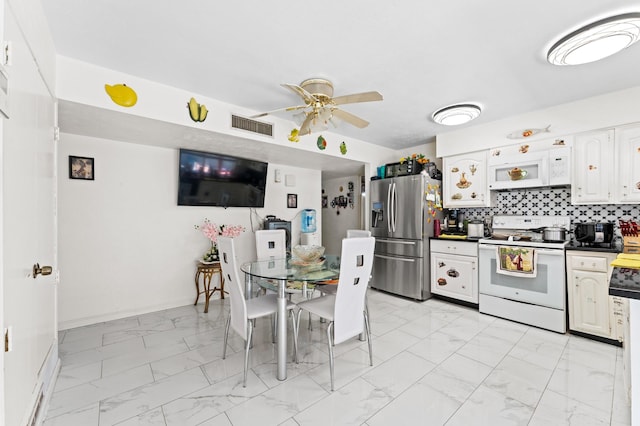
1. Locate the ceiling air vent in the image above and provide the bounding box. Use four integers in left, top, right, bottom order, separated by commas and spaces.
231, 114, 273, 137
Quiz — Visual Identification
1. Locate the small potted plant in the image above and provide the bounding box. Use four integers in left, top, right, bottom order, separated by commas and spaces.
195, 219, 245, 263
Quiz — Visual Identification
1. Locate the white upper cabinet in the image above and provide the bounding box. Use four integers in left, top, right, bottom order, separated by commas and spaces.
443, 151, 490, 208
572, 129, 614, 204
572, 124, 640, 205
616, 123, 640, 203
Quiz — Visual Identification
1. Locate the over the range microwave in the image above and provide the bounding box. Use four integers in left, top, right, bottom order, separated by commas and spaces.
488, 147, 571, 191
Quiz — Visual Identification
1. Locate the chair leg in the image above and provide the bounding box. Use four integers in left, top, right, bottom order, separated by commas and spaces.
364, 310, 373, 366
243, 321, 253, 387
327, 321, 335, 391
222, 316, 231, 359
294, 308, 302, 364
250, 319, 256, 348
290, 310, 299, 363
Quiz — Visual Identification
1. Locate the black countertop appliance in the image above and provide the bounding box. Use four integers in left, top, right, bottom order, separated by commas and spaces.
574, 222, 615, 247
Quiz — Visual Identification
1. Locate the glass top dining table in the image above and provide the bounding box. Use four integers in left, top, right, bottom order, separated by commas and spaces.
240, 255, 340, 381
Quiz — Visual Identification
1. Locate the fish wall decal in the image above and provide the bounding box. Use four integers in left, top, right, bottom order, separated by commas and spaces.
507, 125, 551, 139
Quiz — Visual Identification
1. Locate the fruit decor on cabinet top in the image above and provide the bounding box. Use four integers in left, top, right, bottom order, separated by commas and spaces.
340, 141, 347, 155
317, 135, 327, 150
187, 97, 208, 122
400, 153, 429, 164
288, 128, 300, 142
105, 83, 137, 107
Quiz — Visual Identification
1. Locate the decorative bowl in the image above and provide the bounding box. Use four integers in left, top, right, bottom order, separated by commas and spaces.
292, 245, 325, 262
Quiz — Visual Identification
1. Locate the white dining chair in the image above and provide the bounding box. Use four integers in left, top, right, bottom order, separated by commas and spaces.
219, 236, 298, 387
346, 229, 372, 238
255, 229, 314, 300
255, 229, 287, 261
316, 230, 373, 297
294, 236, 375, 391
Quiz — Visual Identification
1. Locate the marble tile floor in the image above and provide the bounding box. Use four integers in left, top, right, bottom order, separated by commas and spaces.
44, 290, 631, 425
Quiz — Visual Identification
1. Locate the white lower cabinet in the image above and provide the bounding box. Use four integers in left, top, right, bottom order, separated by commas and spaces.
566, 250, 627, 341
430, 240, 478, 304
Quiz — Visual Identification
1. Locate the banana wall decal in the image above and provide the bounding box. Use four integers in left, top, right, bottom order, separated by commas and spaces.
188, 97, 208, 122
105, 84, 137, 107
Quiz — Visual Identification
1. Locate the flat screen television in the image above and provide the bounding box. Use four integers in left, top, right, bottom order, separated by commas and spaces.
178, 148, 268, 207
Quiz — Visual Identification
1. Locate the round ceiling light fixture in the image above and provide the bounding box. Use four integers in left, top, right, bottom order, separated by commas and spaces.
547, 12, 640, 65
432, 103, 482, 126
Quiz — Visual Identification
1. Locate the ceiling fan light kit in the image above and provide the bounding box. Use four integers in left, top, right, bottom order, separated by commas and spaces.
547, 12, 640, 65
432, 103, 482, 126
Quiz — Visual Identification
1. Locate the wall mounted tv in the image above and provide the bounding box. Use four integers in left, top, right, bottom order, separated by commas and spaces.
178, 148, 268, 208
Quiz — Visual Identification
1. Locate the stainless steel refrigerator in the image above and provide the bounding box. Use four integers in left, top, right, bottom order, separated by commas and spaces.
370, 174, 444, 300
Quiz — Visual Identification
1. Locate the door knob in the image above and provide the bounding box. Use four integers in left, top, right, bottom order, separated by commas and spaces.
32, 263, 52, 279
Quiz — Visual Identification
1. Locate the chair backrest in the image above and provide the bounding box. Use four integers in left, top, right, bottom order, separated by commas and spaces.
255, 229, 286, 261
333, 237, 375, 344
346, 229, 372, 238
217, 236, 248, 341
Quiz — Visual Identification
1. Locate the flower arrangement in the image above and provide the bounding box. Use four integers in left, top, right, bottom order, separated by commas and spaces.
195, 219, 245, 262
400, 153, 429, 164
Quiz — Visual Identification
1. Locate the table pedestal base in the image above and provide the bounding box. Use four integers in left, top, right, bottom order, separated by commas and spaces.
194, 262, 226, 313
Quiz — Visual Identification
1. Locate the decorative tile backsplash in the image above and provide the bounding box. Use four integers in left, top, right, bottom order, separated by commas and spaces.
461, 187, 640, 242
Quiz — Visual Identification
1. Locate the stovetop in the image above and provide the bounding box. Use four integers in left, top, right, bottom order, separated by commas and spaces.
479, 215, 571, 249
479, 237, 568, 249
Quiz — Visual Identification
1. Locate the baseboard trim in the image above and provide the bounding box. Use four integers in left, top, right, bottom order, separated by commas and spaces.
58, 297, 196, 330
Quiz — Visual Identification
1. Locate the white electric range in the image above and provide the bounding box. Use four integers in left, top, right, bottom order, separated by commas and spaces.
478, 215, 571, 333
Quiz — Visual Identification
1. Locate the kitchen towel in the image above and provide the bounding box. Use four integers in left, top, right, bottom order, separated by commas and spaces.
496, 246, 538, 278
611, 253, 640, 269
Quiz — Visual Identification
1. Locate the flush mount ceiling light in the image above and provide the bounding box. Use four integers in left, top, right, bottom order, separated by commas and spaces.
432, 103, 482, 126
547, 12, 640, 65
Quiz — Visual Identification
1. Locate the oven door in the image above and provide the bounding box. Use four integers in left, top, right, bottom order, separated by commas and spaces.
478, 244, 565, 309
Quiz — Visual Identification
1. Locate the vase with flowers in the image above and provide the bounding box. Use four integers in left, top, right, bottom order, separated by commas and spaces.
195, 219, 245, 263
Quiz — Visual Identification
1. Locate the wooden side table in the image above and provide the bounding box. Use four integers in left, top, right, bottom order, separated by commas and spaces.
194, 261, 225, 313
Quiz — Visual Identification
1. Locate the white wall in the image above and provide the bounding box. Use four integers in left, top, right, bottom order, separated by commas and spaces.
58, 133, 321, 329
321, 175, 363, 255
436, 86, 640, 157
56, 56, 399, 175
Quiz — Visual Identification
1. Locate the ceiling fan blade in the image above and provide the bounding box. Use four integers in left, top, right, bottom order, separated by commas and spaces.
281, 83, 318, 104
331, 91, 383, 106
250, 105, 308, 119
299, 113, 314, 135
331, 108, 370, 128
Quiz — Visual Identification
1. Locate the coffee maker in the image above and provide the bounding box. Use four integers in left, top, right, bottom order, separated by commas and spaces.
445, 209, 465, 233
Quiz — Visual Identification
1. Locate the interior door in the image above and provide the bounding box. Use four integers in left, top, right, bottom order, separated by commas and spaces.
2, 7, 57, 426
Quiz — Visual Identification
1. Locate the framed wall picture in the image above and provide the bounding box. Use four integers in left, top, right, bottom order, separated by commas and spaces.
287, 193, 297, 208
69, 156, 94, 180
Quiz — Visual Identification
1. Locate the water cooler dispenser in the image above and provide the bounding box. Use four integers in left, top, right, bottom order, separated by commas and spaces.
300, 209, 320, 245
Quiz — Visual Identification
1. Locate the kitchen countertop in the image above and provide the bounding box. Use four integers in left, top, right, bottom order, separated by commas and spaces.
609, 266, 640, 300
431, 235, 482, 242
565, 241, 622, 253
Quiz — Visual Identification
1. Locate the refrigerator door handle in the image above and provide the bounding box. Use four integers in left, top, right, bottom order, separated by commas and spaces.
386, 183, 392, 233
377, 239, 417, 245
392, 182, 398, 232
375, 254, 416, 262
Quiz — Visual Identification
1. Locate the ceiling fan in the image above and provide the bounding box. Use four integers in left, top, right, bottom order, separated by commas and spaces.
252, 78, 383, 136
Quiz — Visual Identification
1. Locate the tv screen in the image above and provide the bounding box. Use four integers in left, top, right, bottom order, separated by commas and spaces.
178, 148, 268, 207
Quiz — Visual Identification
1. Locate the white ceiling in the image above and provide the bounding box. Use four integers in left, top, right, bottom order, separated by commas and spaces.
42, 1, 640, 152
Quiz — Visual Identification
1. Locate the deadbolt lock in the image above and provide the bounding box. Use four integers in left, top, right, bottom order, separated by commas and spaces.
33, 263, 52, 279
